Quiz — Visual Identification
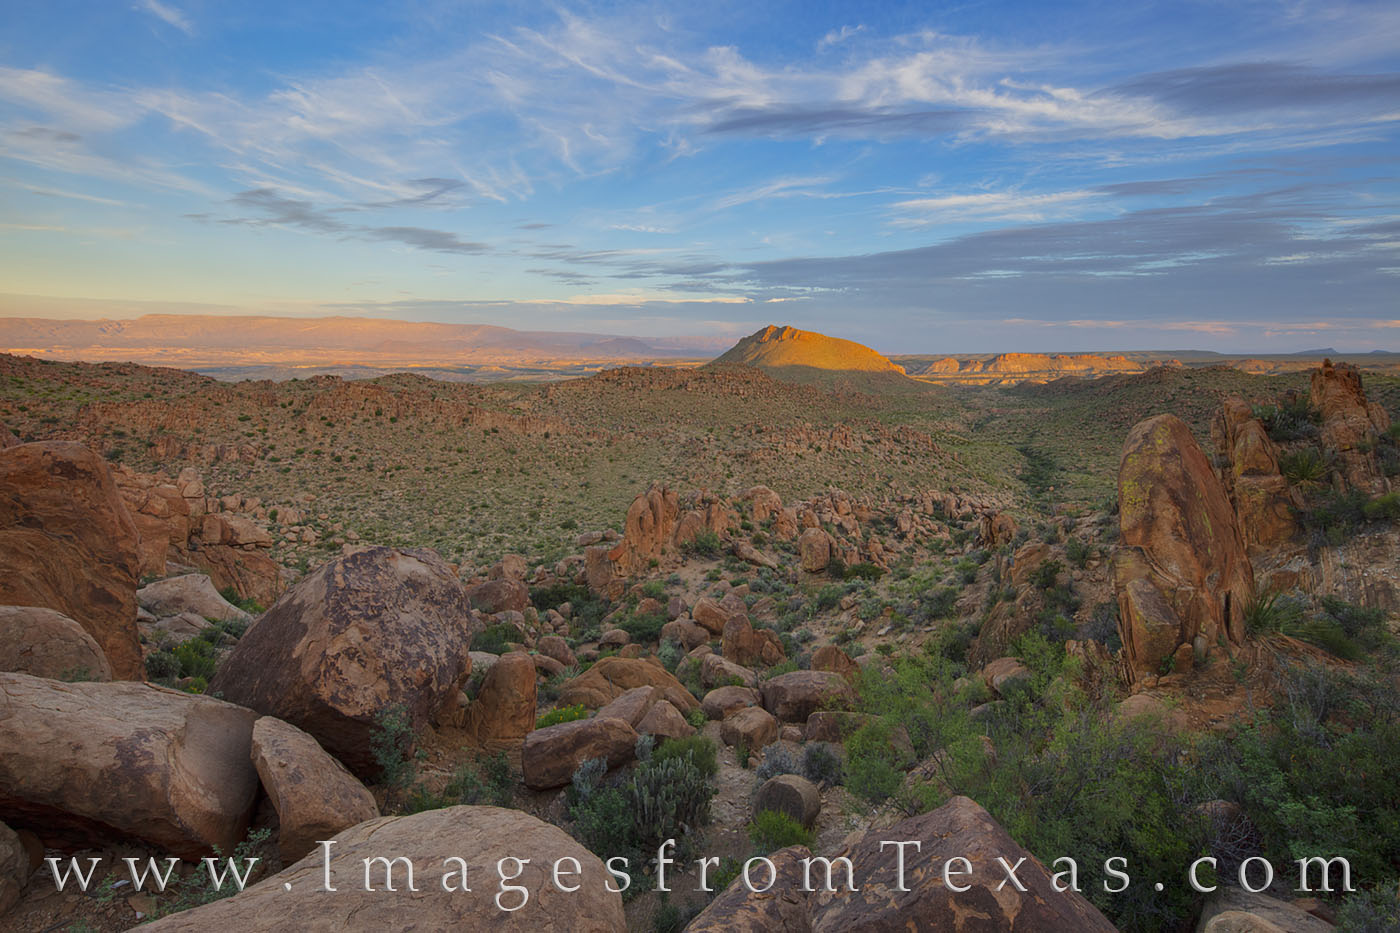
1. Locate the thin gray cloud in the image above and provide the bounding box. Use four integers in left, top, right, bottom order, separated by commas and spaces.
1111, 62, 1400, 116
365, 226, 487, 254
224, 187, 487, 255
702, 106, 973, 138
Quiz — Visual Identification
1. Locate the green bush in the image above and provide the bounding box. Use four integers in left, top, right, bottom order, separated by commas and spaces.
568, 751, 716, 865
536, 704, 590, 729
1253, 398, 1320, 442
683, 530, 722, 558
1279, 446, 1330, 487
802, 742, 844, 786
370, 704, 416, 805
472, 623, 519, 655
844, 561, 885, 581
653, 735, 718, 779
619, 609, 668, 644
748, 809, 813, 853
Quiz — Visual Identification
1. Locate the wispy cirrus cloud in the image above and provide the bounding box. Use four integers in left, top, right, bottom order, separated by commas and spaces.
136, 0, 193, 35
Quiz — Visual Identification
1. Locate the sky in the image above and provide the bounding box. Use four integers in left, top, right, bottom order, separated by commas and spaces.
1, 0, 1398, 353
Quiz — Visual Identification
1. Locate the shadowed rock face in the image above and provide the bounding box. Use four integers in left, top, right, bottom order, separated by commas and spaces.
686, 796, 1116, 932
0, 441, 143, 679
141, 806, 627, 933
1115, 414, 1254, 682
0, 673, 258, 859
208, 546, 477, 778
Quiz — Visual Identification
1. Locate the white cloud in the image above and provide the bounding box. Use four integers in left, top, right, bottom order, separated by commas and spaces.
136, 0, 193, 35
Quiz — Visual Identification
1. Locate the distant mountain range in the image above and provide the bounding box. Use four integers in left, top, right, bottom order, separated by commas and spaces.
0, 314, 1395, 384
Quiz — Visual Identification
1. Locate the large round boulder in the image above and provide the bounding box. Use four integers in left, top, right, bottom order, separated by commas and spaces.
754, 774, 821, 828
141, 806, 626, 932
0, 672, 259, 858
0, 441, 143, 679
207, 546, 477, 778
0, 605, 113, 682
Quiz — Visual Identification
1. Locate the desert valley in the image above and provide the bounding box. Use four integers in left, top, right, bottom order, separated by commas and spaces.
1, 321, 1398, 932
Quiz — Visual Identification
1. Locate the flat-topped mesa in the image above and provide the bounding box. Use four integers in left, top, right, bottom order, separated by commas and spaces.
711, 324, 906, 375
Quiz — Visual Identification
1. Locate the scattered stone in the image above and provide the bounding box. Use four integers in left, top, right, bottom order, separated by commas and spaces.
249, 716, 379, 863
719, 706, 778, 750
702, 685, 762, 720
522, 717, 639, 790
760, 670, 856, 723
754, 774, 821, 828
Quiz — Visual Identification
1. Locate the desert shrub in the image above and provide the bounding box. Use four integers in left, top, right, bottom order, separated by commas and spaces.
628, 755, 713, 856
1029, 558, 1064, 591
1018, 445, 1058, 494
1254, 397, 1319, 442
1362, 491, 1400, 522
144, 650, 181, 681
370, 704, 416, 806
472, 623, 518, 655
682, 530, 722, 558
844, 718, 907, 804
653, 735, 718, 779
920, 585, 960, 621
1085, 600, 1122, 652
144, 827, 275, 919
844, 561, 885, 581
754, 743, 797, 781
952, 558, 979, 584
684, 706, 707, 730
1065, 536, 1093, 568
619, 609, 668, 644
1242, 590, 1305, 634
650, 895, 702, 933
1196, 662, 1400, 917
536, 704, 590, 729
748, 809, 813, 853
1300, 488, 1371, 545
657, 638, 685, 672
218, 585, 264, 615
568, 752, 715, 865
802, 742, 844, 786
530, 582, 589, 612
1279, 446, 1330, 487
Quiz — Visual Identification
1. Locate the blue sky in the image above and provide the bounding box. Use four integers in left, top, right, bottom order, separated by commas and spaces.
1, 0, 1397, 352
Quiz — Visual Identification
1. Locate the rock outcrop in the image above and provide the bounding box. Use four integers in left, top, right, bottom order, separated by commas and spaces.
1115, 415, 1254, 682
249, 716, 379, 862
141, 806, 626, 932
0, 605, 113, 681
760, 670, 856, 723
207, 546, 477, 778
1212, 399, 1298, 551
1311, 359, 1392, 494
0, 441, 143, 679
0, 673, 259, 858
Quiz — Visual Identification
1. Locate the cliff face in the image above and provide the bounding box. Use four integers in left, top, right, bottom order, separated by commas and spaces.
712, 325, 907, 375
906, 352, 1157, 384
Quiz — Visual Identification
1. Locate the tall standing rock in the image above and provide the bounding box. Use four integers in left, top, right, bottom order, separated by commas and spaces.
1212, 399, 1298, 552
1311, 359, 1392, 494
0, 441, 143, 679
208, 546, 477, 778
1115, 415, 1254, 682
